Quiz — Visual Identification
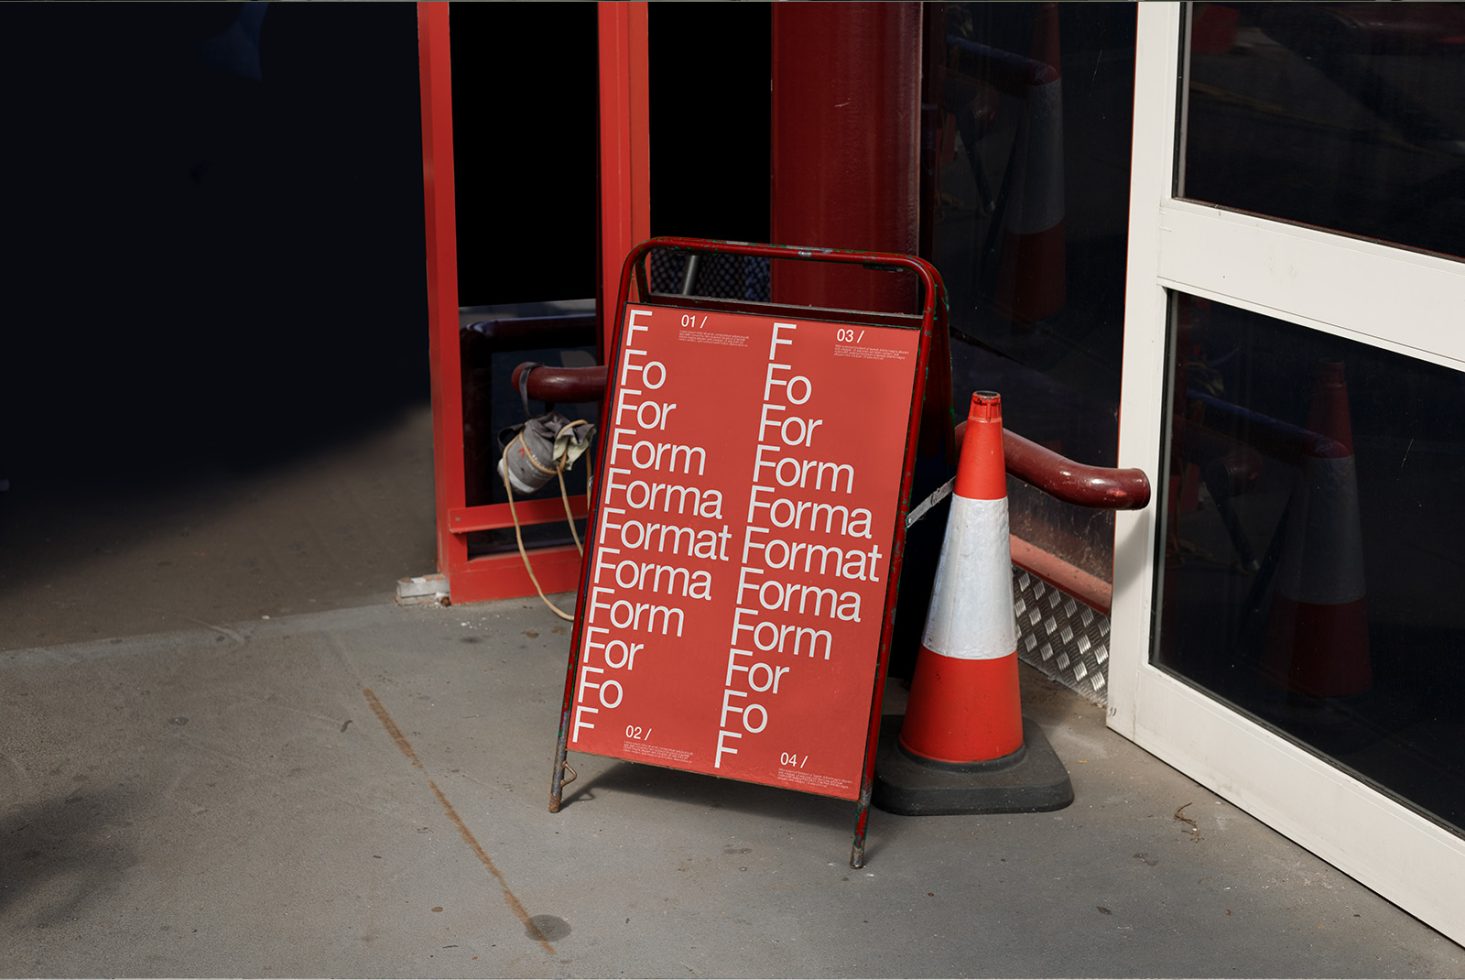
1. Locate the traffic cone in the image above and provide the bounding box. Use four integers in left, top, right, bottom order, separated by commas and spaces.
991, 3, 1065, 326
1261, 362, 1371, 699
902, 392, 1022, 761
874, 392, 1072, 816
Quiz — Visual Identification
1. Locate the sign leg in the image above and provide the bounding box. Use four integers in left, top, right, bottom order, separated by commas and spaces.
850, 794, 872, 869
549, 710, 573, 813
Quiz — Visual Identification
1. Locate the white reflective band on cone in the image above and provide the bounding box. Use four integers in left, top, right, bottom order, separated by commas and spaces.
921, 495, 1017, 660
1003, 80, 1064, 235
1274, 455, 1366, 604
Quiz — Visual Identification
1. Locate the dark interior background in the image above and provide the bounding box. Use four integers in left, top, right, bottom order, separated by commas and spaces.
0, 3, 430, 481
0, 2, 774, 478
648, 3, 771, 244
449, 3, 598, 308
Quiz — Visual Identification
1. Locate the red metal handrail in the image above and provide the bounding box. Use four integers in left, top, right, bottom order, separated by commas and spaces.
955, 421, 1150, 510
510, 363, 606, 404
511, 363, 1151, 512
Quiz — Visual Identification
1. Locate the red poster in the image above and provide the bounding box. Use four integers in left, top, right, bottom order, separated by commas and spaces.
567, 304, 922, 800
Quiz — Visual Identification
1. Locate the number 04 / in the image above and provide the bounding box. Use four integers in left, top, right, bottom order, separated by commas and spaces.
779, 751, 808, 769
835, 328, 864, 344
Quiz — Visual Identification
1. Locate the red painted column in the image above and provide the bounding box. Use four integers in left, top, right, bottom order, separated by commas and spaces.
770, 6, 953, 680
598, 2, 651, 353
770, 2, 922, 313
769, 1, 950, 451
417, 2, 469, 581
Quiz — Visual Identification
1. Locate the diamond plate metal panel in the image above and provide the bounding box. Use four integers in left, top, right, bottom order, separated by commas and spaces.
1012, 567, 1111, 705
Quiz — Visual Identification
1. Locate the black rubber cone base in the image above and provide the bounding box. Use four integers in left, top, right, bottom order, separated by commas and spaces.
872, 714, 1073, 816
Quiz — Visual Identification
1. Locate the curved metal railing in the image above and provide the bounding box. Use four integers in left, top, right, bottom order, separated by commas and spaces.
511, 362, 1151, 512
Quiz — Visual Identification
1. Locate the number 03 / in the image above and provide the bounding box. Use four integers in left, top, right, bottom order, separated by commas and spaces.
835, 328, 864, 344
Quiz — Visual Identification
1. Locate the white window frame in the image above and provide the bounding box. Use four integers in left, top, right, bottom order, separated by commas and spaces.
1110, 3, 1465, 946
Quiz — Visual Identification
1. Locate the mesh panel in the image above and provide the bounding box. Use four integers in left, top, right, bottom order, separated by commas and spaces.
648, 249, 772, 302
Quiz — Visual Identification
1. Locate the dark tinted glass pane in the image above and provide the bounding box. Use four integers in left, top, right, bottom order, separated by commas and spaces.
650, 4, 770, 244
451, 4, 599, 305
926, 3, 1135, 580
1181, 2, 1465, 259
1157, 294, 1465, 835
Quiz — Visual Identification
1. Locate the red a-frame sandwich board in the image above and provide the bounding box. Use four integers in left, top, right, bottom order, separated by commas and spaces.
550, 238, 940, 867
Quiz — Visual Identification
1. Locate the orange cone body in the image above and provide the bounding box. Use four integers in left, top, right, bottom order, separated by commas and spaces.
899, 392, 1023, 764
993, 3, 1065, 325
1262, 362, 1371, 698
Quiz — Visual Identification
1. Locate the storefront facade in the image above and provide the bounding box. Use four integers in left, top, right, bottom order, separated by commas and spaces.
421, 3, 1465, 944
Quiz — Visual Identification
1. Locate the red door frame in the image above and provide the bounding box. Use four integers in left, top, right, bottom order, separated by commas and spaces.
417, 3, 649, 605
597, 2, 652, 353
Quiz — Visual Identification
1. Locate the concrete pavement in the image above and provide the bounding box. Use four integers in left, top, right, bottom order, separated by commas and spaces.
3, 597, 1462, 977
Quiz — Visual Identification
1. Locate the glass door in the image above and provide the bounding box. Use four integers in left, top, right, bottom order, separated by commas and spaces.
1111, 3, 1465, 945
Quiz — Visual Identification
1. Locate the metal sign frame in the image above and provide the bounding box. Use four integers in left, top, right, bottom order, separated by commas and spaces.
549, 237, 943, 868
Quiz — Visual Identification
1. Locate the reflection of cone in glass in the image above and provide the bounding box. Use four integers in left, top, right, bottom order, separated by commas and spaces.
901, 392, 1022, 762
993, 2, 1065, 325
1262, 362, 1371, 699
874, 392, 1071, 815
